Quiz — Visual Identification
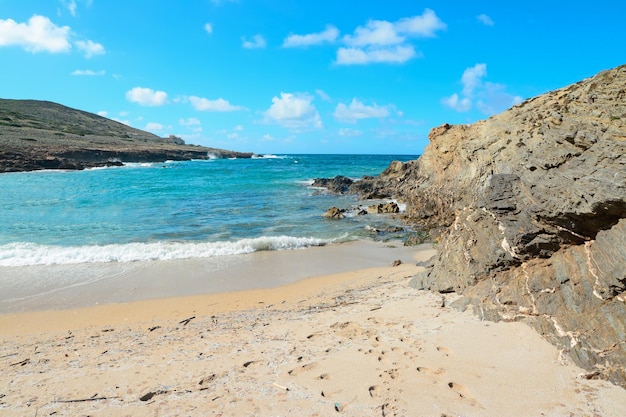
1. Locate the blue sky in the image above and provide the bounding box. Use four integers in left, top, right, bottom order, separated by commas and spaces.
1, 1, 625, 155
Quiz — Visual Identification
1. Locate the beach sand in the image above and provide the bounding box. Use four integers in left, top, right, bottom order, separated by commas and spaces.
1, 243, 625, 416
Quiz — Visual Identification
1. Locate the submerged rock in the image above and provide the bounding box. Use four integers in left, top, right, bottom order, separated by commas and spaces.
312, 176, 354, 194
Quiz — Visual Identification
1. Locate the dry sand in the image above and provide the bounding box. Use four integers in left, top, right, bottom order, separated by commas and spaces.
1, 243, 625, 416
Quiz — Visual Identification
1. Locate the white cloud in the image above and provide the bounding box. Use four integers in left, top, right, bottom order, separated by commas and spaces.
0, 15, 71, 53
145, 122, 164, 131
477, 14, 495, 26
97, 110, 107, 117
442, 63, 522, 114
264, 92, 322, 129
395, 10, 447, 37
283, 25, 339, 47
234, 124, 244, 131
189, 96, 246, 112
126, 87, 168, 106
75, 39, 105, 58
476, 83, 523, 114
63, 0, 78, 16
113, 118, 131, 126
315, 89, 331, 102
204, 23, 213, 34
441, 93, 471, 112
71, 69, 105, 76
461, 63, 487, 97
334, 98, 391, 123
242, 34, 266, 49
336, 45, 417, 65
336, 9, 444, 65
180, 117, 201, 126
344, 20, 404, 47
338, 128, 363, 137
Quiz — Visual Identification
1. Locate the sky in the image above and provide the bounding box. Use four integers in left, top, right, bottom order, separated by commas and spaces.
1, 1, 625, 155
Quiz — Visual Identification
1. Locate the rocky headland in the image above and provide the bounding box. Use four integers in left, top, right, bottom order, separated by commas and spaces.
0, 99, 253, 172
319, 64, 626, 387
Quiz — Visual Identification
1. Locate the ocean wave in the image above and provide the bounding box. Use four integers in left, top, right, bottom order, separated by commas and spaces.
252, 154, 287, 159
0, 236, 328, 267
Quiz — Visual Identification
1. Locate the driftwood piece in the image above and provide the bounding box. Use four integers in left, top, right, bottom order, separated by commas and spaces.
179, 316, 196, 326
139, 390, 169, 402
10, 358, 30, 366
55, 395, 117, 403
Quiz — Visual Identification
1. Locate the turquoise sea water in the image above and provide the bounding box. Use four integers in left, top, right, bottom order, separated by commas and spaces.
0, 154, 418, 266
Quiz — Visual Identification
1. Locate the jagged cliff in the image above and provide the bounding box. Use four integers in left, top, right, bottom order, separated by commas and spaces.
0, 99, 253, 172
357, 65, 626, 386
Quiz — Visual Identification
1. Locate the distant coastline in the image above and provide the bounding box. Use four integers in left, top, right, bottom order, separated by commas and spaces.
0, 98, 253, 173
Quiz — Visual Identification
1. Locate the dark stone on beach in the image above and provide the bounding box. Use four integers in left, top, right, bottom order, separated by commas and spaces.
340, 64, 626, 387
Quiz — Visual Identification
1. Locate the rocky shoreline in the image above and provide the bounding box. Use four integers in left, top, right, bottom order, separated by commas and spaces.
316, 64, 626, 387
0, 99, 253, 173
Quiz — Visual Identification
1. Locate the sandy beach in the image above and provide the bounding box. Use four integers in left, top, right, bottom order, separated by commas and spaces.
1, 243, 626, 416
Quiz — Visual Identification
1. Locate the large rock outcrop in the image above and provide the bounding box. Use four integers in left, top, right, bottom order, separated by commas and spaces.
358, 65, 626, 386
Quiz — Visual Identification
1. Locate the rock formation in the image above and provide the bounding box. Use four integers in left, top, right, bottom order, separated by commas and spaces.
346, 65, 626, 386
323, 206, 346, 219
0, 99, 253, 172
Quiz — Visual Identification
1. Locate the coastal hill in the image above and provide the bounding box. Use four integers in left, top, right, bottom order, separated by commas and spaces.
338, 64, 626, 386
0, 99, 253, 172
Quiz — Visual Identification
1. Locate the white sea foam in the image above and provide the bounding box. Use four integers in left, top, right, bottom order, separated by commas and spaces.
252, 154, 287, 159
0, 236, 328, 267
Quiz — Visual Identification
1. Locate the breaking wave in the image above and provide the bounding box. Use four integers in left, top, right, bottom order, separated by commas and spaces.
0, 236, 329, 267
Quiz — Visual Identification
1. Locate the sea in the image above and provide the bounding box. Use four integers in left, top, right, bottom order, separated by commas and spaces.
0, 154, 419, 268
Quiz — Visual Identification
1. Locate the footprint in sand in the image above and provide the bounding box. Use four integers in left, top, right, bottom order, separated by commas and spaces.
416, 366, 445, 376
436, 346, 454, 358
368, 385, 381, 397
448, 381, 479, 406
288, 362, 318, 376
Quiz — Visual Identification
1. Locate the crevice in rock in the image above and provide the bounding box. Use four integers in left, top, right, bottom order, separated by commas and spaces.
541, 200, 626, 244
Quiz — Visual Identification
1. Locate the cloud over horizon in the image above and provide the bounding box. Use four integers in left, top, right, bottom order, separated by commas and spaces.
334, 98, 392, 123
264, 92, 322, 130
